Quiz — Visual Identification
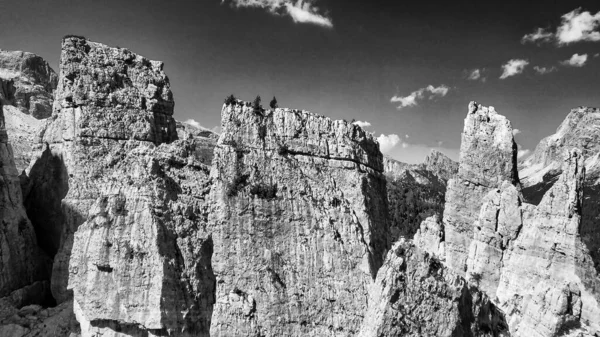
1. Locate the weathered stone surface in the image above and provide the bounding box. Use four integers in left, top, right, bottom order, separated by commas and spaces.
3, 104, 43, 173
414, 102, 600, 336
384, 150, 457, 241
443, 101, 518, 274
359, 240, 509, 337
520, 107, 600, 277
207, 101, 389, 336
67, 139, 215, 337
23, 37, 215, 336
497, 150, 600, 336
0, 50, 57, 119
0, 101, 49, 299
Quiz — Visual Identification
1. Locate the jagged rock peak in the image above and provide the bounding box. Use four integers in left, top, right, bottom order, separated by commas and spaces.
443, 101, 519, 274
424, 149, 458, 181
461, 101, 519, 187
220, 100, 383, 171
41, 36, 177, 145
0, 49, 57, 118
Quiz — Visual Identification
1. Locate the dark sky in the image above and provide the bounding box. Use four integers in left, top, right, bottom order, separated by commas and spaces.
0, 0, 598, 163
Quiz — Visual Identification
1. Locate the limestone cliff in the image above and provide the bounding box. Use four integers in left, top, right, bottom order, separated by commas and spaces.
519, 107, 600, 277
24, 37, 215, 336
384, 150, 457, 241
415, 102, 600, 336
206, 101, 389, 336
0, 50, 58, 119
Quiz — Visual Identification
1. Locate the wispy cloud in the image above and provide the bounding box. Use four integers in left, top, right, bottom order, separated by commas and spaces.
500, 59, 529, 79
560, 53, 588, 67
465, 68, 484, 81
377, 134, 402, 154
533, 66, 558, 74
390, 84, 449, 109
222, 0, 333, 28
522, 8, 600, 46
352, 120, 371, 128
512, 128, 521, 136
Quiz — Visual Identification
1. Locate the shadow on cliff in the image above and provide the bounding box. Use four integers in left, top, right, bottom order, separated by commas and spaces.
22, 144, 81, 304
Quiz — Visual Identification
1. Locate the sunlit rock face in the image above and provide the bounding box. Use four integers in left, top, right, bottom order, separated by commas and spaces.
414, 102, 600, 336
519, 107, 600, 278
206, 101, 389, 336
0, 50, 58, 119
384, 150, 457, 241
443, 102, 519, 274
24, 37, 216, 337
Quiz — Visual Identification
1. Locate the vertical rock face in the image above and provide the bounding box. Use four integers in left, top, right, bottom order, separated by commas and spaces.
24, 37, 215, 336
384, 151, 457, 241
358, 241, 509, 337
415, 102, 600, 336
0, 50, 58, 118
207, 102, 389, 336
0, 100, 48, 299
443, 102, 518, 273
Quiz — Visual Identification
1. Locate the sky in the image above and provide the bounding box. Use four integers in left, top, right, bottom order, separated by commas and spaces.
0, 0, 599, 163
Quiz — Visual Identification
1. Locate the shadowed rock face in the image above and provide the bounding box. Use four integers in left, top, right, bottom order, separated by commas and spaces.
414, 102, 600, 336
207, 101, 389, 336
0, 100, 49, 298
384, 150, 458, 241
0, 50, 58, 119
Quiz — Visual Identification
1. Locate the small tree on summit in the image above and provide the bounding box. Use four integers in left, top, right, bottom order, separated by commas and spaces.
224, 94, 236, 106
253, 95, 262, 111
270, 96, 278, 109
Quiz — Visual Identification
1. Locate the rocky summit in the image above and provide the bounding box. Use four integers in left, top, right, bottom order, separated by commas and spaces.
0, 37, 599, 337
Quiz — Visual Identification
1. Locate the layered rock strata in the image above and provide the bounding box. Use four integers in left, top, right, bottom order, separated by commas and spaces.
207, 101, 389, 336
25, 37, 215, 336
0, 50, 58, 118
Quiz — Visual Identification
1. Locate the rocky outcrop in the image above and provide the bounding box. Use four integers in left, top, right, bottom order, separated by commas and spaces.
359, 240, 509, 337
206, 101, 389, 336
384, 150, 457, 241
0, 50, 57, 118
415, 102, 600, 336
519, 107, 600, 277
24, 37, 215, 336
443, 102, 518, 273
0, 100, 49, 299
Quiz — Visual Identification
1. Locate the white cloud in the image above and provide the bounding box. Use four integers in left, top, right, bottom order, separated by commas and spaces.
390, 84, 449, 109
405, 134, 409, 139
185, 119, 203, 129
512, 129, 521, 136
467, 69, 480, 80
377, 134, 401, 154
560, 53, 588, 67
223, 0, 332, 28
596, 53, 600, 57
517, 149, 531, 159
521, 28, 554, 44
402, 142, 409, 149
522, 8, 600, 46
500, 59, 529, 79
352, 120, 371, 128
533, 66, 558, 74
